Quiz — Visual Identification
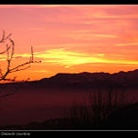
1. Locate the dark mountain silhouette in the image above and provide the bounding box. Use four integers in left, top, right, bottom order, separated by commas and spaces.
1, 69, 138, 89
38, 69, 138, 89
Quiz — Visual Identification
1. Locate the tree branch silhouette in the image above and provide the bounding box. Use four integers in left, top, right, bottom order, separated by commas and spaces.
0, 30, 41, 82
0, 30, 41, 105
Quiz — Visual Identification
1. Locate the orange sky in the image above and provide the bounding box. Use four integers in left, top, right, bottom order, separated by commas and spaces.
0, 5, 138, 81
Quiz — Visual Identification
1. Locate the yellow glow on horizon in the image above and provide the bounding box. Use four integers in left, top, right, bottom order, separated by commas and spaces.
35, 48, 138, 67
34, 48, 107, 67
0, 48, 138, 82
1, 48, 138, 68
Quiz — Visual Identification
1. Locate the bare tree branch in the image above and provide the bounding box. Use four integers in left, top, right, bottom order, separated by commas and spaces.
0, 46, 11, 54
0, 30, 12, 43
0, 30, 41, 82
0, 30, 41, 103
30, 46, 33, 62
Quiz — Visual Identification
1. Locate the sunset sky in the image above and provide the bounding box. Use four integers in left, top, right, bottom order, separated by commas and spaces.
0, 5, 138, 81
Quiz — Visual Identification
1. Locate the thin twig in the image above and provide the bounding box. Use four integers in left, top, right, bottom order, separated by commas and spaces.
0, 31, 41, 81
0, 30, 12, 43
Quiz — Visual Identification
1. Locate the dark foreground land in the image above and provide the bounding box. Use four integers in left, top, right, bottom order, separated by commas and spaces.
0, 69, 138, 130
1, 103, 138, 130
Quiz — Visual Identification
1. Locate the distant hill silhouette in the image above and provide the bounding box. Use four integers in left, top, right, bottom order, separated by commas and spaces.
1, 69, 138, 89
37, 69, 138, 89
